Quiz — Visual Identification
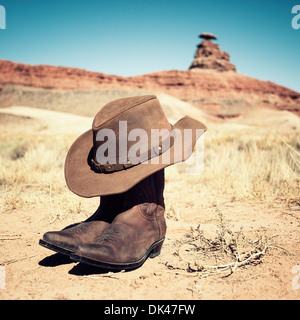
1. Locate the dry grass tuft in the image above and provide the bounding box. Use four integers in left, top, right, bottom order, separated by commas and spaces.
164, 208, 273, 278
0, 140, 28, 160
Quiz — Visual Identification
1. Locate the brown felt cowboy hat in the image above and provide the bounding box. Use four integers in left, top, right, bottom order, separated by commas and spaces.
65, 95, 207, 197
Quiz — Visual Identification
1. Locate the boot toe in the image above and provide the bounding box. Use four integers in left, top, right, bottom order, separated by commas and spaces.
43, 231, 77, 251
75, 243, 116, 263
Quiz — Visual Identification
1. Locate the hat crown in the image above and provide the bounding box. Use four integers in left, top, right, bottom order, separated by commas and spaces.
91, 95, 173, 172
93, 95, 158, 129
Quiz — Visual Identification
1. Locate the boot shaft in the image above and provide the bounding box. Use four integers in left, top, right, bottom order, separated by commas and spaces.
122, 169, 165, 212
87, 169, 165, 223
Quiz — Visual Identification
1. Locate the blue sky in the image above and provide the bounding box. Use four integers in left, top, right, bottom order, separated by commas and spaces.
0, 0, 299, 92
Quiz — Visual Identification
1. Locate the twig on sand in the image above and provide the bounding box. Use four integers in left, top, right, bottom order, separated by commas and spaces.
164, 209, 272, 278
1, 255, 37, 266
83, 270, 125, 280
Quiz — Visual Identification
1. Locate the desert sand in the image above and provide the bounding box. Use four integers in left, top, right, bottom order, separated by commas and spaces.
0, 91, 299, 300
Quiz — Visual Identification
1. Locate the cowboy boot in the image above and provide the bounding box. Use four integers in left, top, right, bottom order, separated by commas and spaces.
39, 192, 124, 256
70, 169, 166, 270
119, 168, 165, 212
71, 203, 166, 271
84, 168, 165, 222
39, 169, 165, 256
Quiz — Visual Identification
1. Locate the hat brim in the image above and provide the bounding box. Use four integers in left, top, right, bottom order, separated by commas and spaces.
65, 116, 207, 197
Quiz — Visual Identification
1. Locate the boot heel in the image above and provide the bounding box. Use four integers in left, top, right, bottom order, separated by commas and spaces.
149, 238, 164, 258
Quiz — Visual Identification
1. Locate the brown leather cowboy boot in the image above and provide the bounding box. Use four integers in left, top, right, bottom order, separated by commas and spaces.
39, 221, 110, 256
39, 169, 165, 256
71, 203, 166, 271
85, 168, 165, 222
39, 192, 124, 256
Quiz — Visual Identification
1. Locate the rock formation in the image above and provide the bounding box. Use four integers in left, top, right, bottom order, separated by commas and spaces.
0, 58, 299, 117
198, 32, 217, 40
189, 33, 236, 72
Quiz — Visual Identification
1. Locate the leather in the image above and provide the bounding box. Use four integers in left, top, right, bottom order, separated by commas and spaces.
91, 96, 172, 170
64, 95, 207, 197
74, 203, 166, 264
41, 169, 165, 254
42, 221, 109, 252
86, 169, 165, 223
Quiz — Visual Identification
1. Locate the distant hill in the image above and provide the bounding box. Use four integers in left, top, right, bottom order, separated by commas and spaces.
0, 59, 299, 117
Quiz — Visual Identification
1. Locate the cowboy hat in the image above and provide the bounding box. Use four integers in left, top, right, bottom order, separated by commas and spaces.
65, 95, 207, 197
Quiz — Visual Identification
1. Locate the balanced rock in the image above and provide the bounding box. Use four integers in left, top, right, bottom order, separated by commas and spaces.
199, 32, 217, 40
189, 33, 236, 72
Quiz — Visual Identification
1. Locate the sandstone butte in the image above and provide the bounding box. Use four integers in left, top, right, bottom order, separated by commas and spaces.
189, 33, 236, 72
0, 58, 299, 116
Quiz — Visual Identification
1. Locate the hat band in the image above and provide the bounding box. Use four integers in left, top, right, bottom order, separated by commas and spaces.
90, 127, 176, 174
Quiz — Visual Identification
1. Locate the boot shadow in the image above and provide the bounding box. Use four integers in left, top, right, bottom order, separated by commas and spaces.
68, 263, 114, 276
38, 252, 74, 267
69, 262, 140, 276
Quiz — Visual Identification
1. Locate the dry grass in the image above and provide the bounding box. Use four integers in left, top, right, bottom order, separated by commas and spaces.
167, 125, 300, 207
0, 113, 299, 217
0, 125, 86, 219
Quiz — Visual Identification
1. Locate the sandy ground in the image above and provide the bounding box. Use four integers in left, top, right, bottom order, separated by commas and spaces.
0, 196, 299, 300
0, 105, 299, 300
